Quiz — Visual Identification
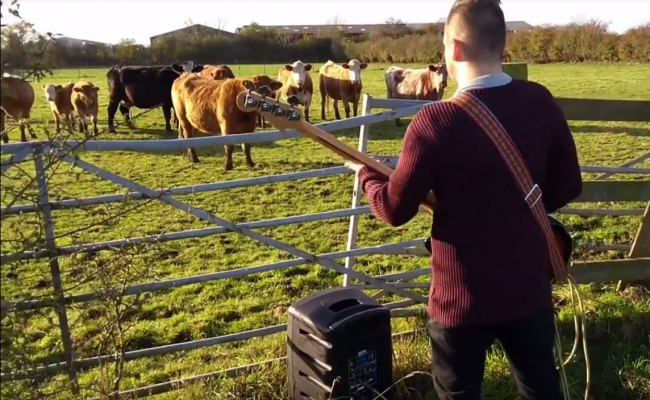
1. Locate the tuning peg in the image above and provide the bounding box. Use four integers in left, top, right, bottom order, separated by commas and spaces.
287, 95, 301, 107
257, 85, 272, 97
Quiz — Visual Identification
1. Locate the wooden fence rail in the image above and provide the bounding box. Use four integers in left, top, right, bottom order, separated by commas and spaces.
0, 93, 649, 400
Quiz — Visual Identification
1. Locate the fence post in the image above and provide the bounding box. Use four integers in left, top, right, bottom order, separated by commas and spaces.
343, 94, 372, 287
616, 202, 650, 291
33, 146, 79, 393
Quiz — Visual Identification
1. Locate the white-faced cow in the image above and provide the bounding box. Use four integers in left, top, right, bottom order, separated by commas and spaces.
106, 61, 203, 133
42, 82, 77, 133
385, 63, 448, 126
277, 60, 313, 123
319, 59, 368, 120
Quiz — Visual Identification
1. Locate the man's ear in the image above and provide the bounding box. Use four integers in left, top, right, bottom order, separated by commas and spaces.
452, 38, 465, 62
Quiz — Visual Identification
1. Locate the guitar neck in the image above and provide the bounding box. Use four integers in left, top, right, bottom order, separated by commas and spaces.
296, 121, 436, 214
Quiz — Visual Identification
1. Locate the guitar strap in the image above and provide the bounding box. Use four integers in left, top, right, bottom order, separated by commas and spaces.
448, 92, 568, 283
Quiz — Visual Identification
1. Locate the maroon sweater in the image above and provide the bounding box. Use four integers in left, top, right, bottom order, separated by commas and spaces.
358, 79, 582, 327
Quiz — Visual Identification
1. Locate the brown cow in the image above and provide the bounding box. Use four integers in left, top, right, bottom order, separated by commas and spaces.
319, 59, 368, 120
42, 82, 77, 133
277, 60, 313, 123
385, 63, 448, 126
1, 76, 36, 143
171, 74, 283, 169
200, 64, 236, 81
197, 64, 277, 128
71, 81, 100, 137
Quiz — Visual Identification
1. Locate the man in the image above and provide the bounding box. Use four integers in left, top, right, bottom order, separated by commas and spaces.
345, 1, 582, 399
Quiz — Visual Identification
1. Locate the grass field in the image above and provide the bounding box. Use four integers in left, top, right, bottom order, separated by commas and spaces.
1, 63, 650, 400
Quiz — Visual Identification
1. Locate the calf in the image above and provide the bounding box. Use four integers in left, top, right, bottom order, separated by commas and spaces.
277, 60, 313, 123
71, 81, 100, 137
171, 74, 283, 169
319, 59, 368, 120
385, 63, 448, 126
1, 76, 36, 143
42, 82, 76, 133
106, 61, 203, 133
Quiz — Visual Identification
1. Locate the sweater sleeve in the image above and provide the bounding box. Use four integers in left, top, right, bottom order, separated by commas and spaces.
541, 94, 583, 213
358, 109, 437, 227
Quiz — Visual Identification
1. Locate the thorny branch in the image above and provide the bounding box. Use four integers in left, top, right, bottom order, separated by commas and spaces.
1, 3, 187, 398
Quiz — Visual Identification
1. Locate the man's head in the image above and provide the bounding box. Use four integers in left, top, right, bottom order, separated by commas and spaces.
443, 0, 506, 79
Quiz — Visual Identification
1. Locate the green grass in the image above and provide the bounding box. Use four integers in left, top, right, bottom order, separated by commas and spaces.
1, 63, 649, 400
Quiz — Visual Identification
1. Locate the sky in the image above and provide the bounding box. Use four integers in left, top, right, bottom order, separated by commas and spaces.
2, 0, 649, 45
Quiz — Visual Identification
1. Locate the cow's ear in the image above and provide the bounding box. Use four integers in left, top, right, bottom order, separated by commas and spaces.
304, 64, 312, 72
428, 64, 437, 72
93, 87, 100, 92
341, 63, 350, 69
55, 85, 63, 91
284, 64, 293, 71
241, 79, 254, 90
360, 63, 368, 70
270, 80, 283, 91
41, 84, 46, 89
73, 87, 82, 92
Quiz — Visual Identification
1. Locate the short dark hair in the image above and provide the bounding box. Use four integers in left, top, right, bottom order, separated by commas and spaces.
446, 0, 507, 62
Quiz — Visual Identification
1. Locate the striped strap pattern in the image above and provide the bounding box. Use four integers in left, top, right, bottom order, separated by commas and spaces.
449, 92, 568, 283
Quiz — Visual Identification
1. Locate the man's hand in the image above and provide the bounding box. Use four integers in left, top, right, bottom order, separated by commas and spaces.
344, 161, 366, 173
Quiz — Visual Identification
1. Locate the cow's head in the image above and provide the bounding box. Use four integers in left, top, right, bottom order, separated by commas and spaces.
42, 83, 62, 101
284, 60, 312, 89
73, 84, 100, 106
428, 63, 448, 92
341, 59, 368, 85
171, 61, 204, 75
211, 65, 235, 80
245, 75, 284, 93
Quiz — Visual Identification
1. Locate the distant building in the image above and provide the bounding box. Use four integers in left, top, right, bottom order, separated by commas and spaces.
236, 21, 534, 41
56, 36, 114, 55
149, 24, 237, 46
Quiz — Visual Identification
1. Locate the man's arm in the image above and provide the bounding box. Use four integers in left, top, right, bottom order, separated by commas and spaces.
542, 95, 583, 213
358, 109, 437, 227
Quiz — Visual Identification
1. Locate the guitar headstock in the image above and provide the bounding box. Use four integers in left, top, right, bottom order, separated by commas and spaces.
236, 84, 304, 130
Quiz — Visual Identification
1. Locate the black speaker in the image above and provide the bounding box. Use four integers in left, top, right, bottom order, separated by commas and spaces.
287, 287, 393, 400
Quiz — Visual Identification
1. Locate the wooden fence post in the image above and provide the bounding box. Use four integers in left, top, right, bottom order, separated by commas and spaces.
343, 94, 373, 287
617, 202, 650, 291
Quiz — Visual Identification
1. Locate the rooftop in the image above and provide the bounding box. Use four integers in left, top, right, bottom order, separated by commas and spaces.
236, 21, 533, 35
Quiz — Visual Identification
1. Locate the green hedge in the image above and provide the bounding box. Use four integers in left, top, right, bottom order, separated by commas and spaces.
2, 21, 648, 68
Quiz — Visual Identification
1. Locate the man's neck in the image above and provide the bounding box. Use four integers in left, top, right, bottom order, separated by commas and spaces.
454, 63, 504, 89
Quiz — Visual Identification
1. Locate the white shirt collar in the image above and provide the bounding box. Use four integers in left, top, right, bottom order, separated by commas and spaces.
453, 73, 513, 96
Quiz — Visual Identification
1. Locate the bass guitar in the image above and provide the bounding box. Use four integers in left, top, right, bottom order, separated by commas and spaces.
236, 85, 574, 268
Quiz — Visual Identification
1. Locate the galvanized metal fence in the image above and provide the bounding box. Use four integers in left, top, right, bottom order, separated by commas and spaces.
1, 94, 650, 399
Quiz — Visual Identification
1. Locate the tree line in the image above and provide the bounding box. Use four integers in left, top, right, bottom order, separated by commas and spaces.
1, 20, 649, 73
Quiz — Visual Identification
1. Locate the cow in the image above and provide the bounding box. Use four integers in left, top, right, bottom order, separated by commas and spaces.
106, 61, 203, 133
42, 82, 77, 133
197, 64, 277, 128
71, 81, 100, 137
1, 76, 36, 143
319, 59, 368, 120
171, 74, 283, 169
277, 60, 313, 123
385, 63, 448, 127
200, 64, 236, 81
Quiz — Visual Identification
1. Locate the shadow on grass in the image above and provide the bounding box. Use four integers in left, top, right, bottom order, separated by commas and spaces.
570, 123, 650, 137
399, 287, 650, 400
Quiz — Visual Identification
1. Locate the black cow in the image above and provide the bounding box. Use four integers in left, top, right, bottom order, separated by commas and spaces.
106, 62, 204, 133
